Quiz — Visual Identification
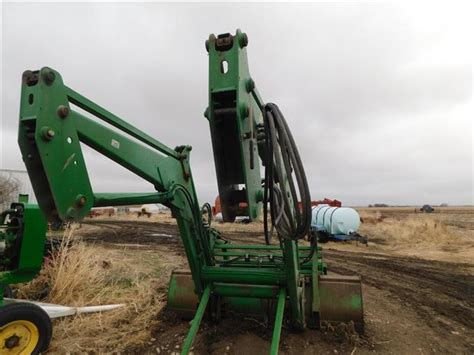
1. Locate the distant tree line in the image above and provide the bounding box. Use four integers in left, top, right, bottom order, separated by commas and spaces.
0, 174, 20, 209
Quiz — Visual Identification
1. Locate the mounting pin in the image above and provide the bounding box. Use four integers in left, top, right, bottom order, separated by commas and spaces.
75, 195, 86, 207
237, 29, 248, 48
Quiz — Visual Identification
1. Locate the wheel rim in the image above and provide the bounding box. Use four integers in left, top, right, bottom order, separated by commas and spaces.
0, 320, 40, 354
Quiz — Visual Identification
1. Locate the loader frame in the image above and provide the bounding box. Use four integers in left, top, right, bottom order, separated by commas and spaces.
0, 30, 363, 354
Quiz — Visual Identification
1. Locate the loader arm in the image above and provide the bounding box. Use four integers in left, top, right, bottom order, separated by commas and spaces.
1, 30, 364, 355
18, 67, 212, 293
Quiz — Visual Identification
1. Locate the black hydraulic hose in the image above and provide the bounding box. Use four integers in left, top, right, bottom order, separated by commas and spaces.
201, 202, 212, 227
263, 103, 312, 243
263, 109, 274, 244
173, 185, 208, 248
301, 230, 318, 265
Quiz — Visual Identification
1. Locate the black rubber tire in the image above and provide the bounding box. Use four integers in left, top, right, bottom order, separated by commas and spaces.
0, 302, 52, 354
3, 285, 13, 298
317, 232, 330, 243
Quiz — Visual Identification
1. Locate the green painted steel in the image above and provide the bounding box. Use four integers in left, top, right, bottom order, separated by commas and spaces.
168, 271, 272, 317
215, 244, 321, 250
207, 30, 263, 222
0, 203, 47, 306
18, 68, 94, 221
282, 239, 304, 329
318, 275, 364, 332
202, 266, 287, 285
18, 194, 29, 203
181, 285, 211, 355
94, 192, 168, 207
312, 248, 321, 315
66, 87, 180, 160
270, 288, 286, 355
17, 67, 211, 296
4, 29, 364, 354
214, 251, 313, 258
213, 283, 279, 298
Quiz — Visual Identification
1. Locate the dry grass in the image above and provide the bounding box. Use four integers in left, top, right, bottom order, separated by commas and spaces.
361, 215, 457, 246
356, 208, 474, 263
91, 211, 176, 225
358, 209, 385, 224
19, 226, 108, 306
212, 220, 263, 234
17, 225, 165, 353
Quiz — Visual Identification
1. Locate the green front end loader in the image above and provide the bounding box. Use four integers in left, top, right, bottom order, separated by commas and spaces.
0, 30, 363, 354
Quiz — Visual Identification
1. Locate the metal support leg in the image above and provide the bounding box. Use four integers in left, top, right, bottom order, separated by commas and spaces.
283, 239, 304, 329
312, 248, 320, 311
270, 288, 286, 355
181, 285, 211, 355
311, 248, 321, 328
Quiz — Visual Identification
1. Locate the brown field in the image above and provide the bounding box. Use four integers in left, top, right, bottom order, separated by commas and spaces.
356, 206, 474, 263
16, 206, 473, 354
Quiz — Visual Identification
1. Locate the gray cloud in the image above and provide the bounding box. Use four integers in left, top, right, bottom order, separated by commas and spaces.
1, 3, 472, 206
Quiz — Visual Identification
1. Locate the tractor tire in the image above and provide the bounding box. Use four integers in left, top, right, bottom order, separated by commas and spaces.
0, 302, 52, 354
3, 286, 13, 298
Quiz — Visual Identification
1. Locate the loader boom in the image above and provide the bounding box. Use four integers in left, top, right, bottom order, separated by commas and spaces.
18, 67, 212, 293
0, 30, 364, 355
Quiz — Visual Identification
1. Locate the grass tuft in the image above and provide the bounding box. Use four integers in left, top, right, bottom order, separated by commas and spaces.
17, 224, 165, 353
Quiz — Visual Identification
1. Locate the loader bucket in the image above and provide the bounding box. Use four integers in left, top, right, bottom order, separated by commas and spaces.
168, 271, 364, 332
167, 271, 198, 319
167, 271, 270, 318
318, 275, 364, 333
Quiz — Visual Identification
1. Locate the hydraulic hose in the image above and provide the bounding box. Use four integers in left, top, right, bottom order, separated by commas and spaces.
263, 103, 312, 244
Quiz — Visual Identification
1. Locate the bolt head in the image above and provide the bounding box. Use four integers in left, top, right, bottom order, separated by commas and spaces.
41, 126, 55, 141
23, 70, 39, 86
57, 105, 70, 119
42, 69, 55, 85
239, 103, 250, 118
245, 78, 255, 93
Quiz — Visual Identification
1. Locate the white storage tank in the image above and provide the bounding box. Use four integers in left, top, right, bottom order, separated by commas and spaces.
311, 205, 361, 235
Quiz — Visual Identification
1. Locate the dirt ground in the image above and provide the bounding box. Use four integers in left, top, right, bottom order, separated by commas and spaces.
65, 206, 473, 355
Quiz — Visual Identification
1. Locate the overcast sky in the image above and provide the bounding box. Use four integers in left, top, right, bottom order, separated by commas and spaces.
1, 2, 472, 206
